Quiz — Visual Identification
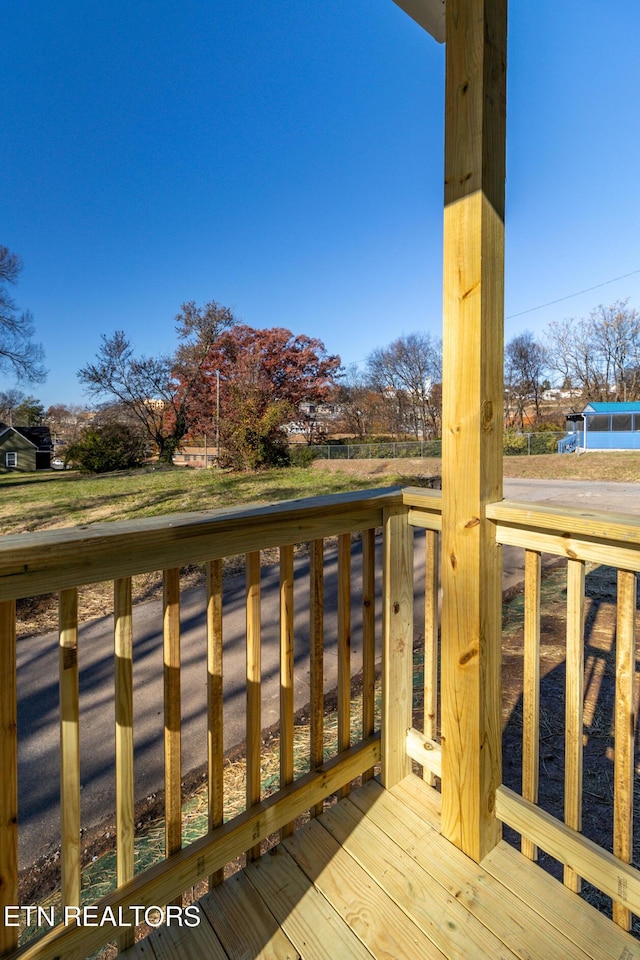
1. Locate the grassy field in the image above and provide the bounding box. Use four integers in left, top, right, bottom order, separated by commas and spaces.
2, 449, 640, 537
0, 464, 405, 536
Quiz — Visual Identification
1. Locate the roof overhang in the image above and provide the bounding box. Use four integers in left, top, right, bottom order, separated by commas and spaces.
390, 0, 446, 43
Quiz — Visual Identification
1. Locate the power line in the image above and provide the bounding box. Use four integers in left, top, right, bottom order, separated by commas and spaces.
506, 268, 640, 320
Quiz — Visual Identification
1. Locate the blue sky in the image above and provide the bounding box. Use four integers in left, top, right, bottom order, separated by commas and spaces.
3, 0, 640, 408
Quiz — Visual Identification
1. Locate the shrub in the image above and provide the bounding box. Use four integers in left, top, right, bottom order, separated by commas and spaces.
66, 422, 146, 473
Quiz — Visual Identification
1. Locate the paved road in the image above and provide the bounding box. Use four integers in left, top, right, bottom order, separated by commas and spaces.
17, 479, 640, 868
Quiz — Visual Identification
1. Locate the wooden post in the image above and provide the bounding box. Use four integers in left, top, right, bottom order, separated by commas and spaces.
440, 0, 507, 862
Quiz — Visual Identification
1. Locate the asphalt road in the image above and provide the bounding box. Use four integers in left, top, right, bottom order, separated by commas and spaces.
17, 478, 640, 869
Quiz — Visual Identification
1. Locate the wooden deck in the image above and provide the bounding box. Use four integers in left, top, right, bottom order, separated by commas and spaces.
120, 775, 640, 960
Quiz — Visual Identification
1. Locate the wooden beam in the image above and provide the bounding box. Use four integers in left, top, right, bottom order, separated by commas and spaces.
440, 0, 507, 862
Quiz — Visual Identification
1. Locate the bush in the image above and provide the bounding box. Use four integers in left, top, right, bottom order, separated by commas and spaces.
66, 422, 146, 473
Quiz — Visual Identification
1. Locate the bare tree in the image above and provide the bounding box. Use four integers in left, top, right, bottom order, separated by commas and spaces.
0, 388, 25, 425
546, 301, 640, 402
77, 301, 236, 463
0, 246, 46, 383
366, 332, 442, 439
504, 331, 547, 427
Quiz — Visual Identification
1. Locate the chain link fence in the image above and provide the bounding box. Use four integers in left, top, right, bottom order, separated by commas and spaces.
289, 432, 565, 463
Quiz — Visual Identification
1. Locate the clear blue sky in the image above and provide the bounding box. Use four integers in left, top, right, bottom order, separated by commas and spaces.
3, 0, 640, 409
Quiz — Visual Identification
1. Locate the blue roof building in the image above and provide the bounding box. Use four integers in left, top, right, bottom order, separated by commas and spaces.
559, 401, 640, 452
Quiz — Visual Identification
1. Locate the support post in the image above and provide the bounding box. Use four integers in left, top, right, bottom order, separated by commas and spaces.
440, 0, 507, 862
381, 504, 414, 788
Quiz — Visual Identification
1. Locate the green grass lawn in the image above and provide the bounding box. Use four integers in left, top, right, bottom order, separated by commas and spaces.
3, 449, 640, 537
0, 465, 403, 536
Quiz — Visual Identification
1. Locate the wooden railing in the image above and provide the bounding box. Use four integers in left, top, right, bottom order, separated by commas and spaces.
0, 487, 413, 960
402, 490, 640, 931
2, 486, 639, 957
486, 499, 640, 931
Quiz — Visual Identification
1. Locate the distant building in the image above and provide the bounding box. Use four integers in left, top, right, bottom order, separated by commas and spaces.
172, 445, 217, 468
0, 423, 54, 472
559, 401, 640, 452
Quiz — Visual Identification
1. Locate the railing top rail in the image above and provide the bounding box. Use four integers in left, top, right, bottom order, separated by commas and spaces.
487, 498, 640, 545
0, 486, 402, 601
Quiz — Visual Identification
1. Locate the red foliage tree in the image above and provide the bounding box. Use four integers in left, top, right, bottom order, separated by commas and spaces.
183, 325, 340, 468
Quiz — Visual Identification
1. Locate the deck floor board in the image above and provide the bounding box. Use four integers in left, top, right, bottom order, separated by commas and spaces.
120, 775, 640, 960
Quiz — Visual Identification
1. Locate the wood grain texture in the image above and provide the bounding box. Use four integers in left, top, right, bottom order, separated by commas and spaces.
114, 577, 135, 950
284, 818, 448, 960
246, 551, 261, 859
12, 738, 379, 960
337, 534, 351, 798
163, 568, 182, 870
496, 785, 640, 918
0, 600, 18, 955
564, 559, 585, 892
309, 539, 324, 817
361, 528, 376, 782
521, 550, 541, 861
613, 569, 636, 929
279, 544, 294, 837
0, 488, 398, 601
199, 870, 297, 959
206, 559, 224, 888
381, 505, 414, 788
59, 587, 81, 909
440, 0, 506, 863
423, 529, 440, 787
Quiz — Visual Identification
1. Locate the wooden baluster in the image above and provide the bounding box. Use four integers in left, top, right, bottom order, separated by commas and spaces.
338, 533, 351, 798
613, 569, 636, 929
207, 559, 224, 888
522, 550, 541, 861
564, 558, 585, 892
246, 551, 261, 859
114, 578, 135, 948
164, 568, 182, 896
423, 529, 439, 786
59, 588, 81, 909
310, 539, 324, 817
381, 505, 414, 788
280, 545, 295, 838
362, 529, 376, 782
0, 600, 18, 955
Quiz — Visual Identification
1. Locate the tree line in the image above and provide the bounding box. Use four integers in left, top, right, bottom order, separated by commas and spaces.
4, 238, 639, 470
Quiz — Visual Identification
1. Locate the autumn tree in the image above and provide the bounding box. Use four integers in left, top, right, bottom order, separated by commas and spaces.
366, 332, 442, 439
0, 246, 46, 383
77, 300, 235, 463
183, 325, 341, 469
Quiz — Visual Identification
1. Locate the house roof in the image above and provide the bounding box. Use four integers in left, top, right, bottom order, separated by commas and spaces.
0, 423, 54, 449
582, 402, 640, 414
